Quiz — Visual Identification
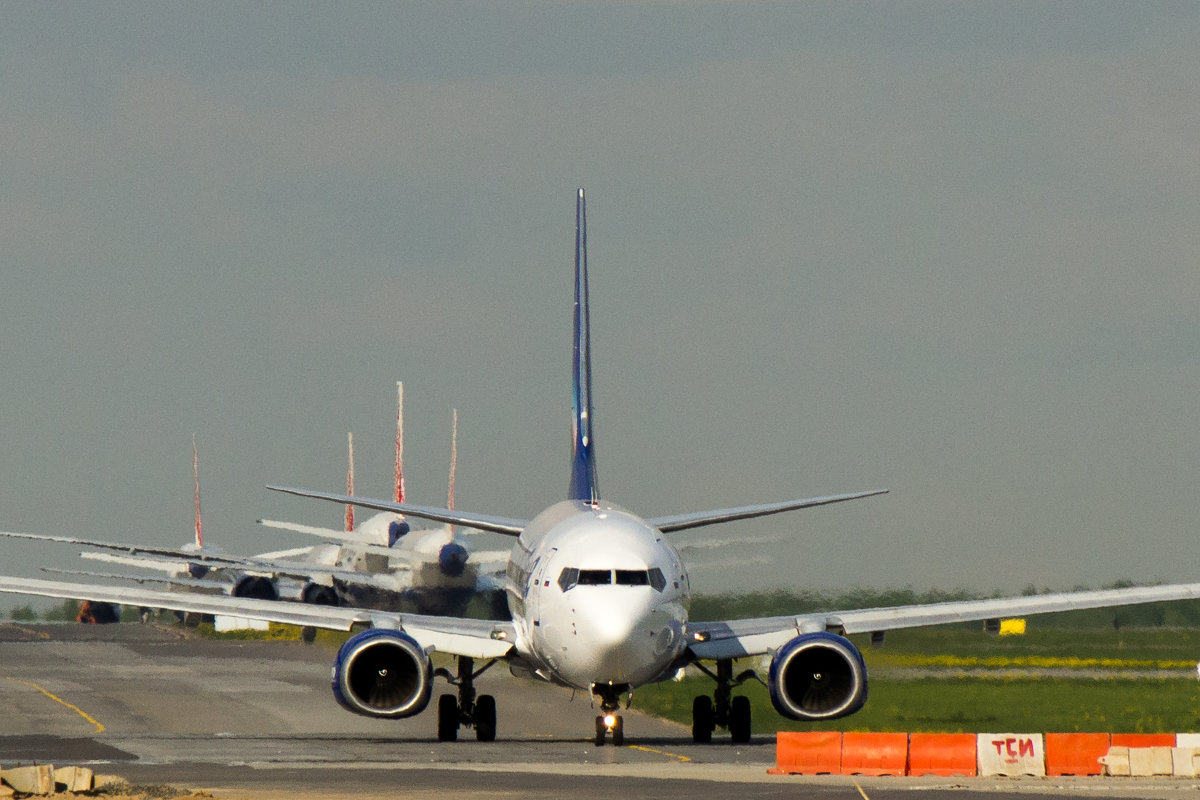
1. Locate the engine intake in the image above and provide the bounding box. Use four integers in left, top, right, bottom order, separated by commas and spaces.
301, 582, 340, 606
233, 575, 279, 601
332, 629, 432, 719
768, 632, 867, 720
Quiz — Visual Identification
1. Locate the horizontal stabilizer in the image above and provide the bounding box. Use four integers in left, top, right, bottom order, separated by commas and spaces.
267, 486, 527, 536
647, 489, 888, 533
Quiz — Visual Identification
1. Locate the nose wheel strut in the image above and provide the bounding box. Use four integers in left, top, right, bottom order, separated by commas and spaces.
592, 683, 630, 746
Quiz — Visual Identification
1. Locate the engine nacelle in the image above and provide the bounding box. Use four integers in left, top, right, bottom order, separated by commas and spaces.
301, 582, 340, 606
331, 629, 432, 719
768, 632, 868, 721
233, 575, 279, 601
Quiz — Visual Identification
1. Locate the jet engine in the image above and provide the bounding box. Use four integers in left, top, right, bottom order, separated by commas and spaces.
331, 629, 432, 719
232, 575, 279, 601
768, 632, 868, 720
438, 542, 469, 578
301, 582, 340, 606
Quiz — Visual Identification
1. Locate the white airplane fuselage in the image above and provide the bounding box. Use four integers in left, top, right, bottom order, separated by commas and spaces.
506, 500, 690, 691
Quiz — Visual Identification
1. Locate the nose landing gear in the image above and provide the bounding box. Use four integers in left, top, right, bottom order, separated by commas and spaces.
594, 712, 624, 746
591, 683, 630, 746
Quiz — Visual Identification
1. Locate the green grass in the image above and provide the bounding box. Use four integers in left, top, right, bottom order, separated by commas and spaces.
636, 675, 1200, 734
635, 627, 1200, 734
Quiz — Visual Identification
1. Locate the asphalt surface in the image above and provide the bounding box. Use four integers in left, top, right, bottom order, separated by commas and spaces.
1, 622, 1198, 799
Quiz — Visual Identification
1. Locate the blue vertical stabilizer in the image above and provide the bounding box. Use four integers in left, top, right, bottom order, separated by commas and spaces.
569, 188, 600, 504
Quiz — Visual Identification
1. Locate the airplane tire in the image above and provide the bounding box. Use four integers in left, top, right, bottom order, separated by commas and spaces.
437, 694, 458, 742
474, 694, 497, 742
729, 695, 751, 743
692, 695, 713, 743
594, 716, 606, 747
611, 715, 624, 747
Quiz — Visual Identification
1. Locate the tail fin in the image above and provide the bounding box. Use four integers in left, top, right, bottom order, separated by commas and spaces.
388, 381, 410, 546
569, 188, 600, 504
192, 434, 203, 549
345, 432, 355, 533
447, 408, 458, 535
394, 381, 406, 504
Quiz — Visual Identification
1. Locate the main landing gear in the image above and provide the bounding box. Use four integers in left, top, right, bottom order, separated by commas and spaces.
592, 683, 629, 746
433, 655, 498, 741
691, 659, 761, 743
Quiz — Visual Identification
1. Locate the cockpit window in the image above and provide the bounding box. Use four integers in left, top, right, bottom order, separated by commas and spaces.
647, 567, 666, 592
557, 567, 579, 592
577, 569, 612, 585
615, 569, 649, 586
558, 567, 667, 592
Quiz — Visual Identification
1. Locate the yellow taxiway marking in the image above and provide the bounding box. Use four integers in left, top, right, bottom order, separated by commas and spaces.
0, 623, 50, 639
627, 744, 691, 762
6, 677, 105, 733
852, 779, 871, 800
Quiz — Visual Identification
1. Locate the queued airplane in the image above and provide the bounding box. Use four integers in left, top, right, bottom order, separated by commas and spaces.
2, 390, 506, 622
5, 189, 1200, 747
260, 399, 509, 618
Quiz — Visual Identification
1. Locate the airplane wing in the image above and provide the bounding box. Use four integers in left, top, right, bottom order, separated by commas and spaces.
80, 552, 204, 573
0, 575, 516, 660
258, 518, 381, 545
42, 567, 233, 593
0, 529, 421, 588
646, 489, 888, 534
687, 581, 1200, 661
267, 486, 528, 536
0, 530, 250, 565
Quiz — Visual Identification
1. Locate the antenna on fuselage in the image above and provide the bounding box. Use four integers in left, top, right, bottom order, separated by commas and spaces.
569, 188, 600, 505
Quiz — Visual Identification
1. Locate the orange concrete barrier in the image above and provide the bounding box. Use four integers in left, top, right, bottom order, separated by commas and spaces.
1110, 733, 1175, 748
1045, 733, 1110, 776
840, 732, 908, 776
772, 731, 842, 774
907, 733, 977, 776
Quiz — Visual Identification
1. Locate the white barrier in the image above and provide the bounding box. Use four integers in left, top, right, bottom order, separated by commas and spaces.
977, 733, 1044, 776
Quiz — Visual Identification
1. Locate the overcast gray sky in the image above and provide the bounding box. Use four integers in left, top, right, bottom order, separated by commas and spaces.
2, 2, 1198, 604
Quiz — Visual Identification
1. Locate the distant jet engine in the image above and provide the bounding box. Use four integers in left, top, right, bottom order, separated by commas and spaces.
301, 582, 340, 606
332, 629, 432, 719
232, 575, 279, 601
77, 600, 120, 624
388, 519, 410, 547
438, 542, 469, 578
768, 632, 868, 720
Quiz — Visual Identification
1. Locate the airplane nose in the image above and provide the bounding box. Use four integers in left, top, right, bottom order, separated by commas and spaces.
586, 605, 640, 648
438, 542, 468, 577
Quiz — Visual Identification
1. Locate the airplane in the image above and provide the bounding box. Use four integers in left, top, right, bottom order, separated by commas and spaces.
2, 392, 506, 622
6, 189, 1200, 747
259, 396, 509, 618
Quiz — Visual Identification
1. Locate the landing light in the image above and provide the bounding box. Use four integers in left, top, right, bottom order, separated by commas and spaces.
490, 630, 508, 640
603, 714, 617, 729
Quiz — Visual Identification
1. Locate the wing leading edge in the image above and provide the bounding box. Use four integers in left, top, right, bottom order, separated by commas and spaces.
688, 580, 1200, 661
0, 575, 516, 660
267, 487, 527, 536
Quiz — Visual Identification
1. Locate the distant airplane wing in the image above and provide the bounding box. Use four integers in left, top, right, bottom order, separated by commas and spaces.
0, 530, 257, 565
0, 530, 417, 589
646, 489, 888, 534
42, 566, 233, 593
268, 486, 528, 536
0, 575, 517, 661
687, 581, 1200, 661
258, 518, 389, 546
